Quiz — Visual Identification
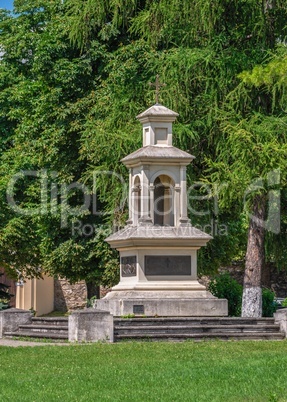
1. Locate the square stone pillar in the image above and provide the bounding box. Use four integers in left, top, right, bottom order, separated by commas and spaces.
274, 308, 287, 338
0, 308, 33, 338
69, 309, 114, 343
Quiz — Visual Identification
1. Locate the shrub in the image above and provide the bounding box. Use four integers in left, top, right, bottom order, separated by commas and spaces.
208, 273, 280, 317
208, 272, 243, 316
0, 273, 12, 310
282, 298, 287, 308
0, 301, 9, 310
262, 288, 277, 317
86, 295, 97, 308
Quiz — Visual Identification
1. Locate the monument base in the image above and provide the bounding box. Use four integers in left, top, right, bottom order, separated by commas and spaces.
94, 290, 228, 317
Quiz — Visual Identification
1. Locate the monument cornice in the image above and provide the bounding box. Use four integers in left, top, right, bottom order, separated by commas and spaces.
106, 225, 212, 249
121, 145, 194, 168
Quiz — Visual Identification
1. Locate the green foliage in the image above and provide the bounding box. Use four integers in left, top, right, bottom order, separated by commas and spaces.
262, 288, 277, 317
86, 295, 97, 308
0, 302, 9, 310
197, 216, 247, 274
208, 274, 279, 317
282, 298, 287, 308
265, 189, 287, 270
0, 0, 286, 291
0, 1, 116, 287
121, 313, 135, 319
0, 273, 12, 309
208, 272, 243, 316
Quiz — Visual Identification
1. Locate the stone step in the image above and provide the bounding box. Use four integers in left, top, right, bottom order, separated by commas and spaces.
114, 317, 276, 327
115, 324, 281, 335
19, 324, 68, 334
4, 330, 68, 340
3, 316, 69, 340
32, 317, 68, 326
115, 332, 285, 342
114, 316, 285, 342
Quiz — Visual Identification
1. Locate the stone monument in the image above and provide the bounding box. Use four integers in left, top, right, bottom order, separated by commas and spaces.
94, 86, 228, 316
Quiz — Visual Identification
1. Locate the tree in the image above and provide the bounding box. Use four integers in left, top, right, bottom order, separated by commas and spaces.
0, 1, 119, 296
0, 0, 286, 309
0, 273, 12, 309
208, 47, 287, 316
68, 0, 287, 316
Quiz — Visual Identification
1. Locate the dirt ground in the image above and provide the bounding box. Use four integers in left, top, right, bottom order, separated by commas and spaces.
0, 338, 71, 347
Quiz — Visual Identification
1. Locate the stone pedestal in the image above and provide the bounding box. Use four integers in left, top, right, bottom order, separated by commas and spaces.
95, 290, 228, 317
69, 309, 114, 343
100, 224, 228, 317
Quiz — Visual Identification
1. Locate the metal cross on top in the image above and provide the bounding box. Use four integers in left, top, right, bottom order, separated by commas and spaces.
149, 74, 166, 104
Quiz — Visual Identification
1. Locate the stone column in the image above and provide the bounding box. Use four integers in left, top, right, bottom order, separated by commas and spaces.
126, 168, 133, 224
139, 165, 152, 224
131, 186, 141, 225
149, 184, 155, 223
180, 165, 189, 224
174, 185, 180, 226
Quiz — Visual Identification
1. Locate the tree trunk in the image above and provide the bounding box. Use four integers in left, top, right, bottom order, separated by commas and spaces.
241, 195, 266, 317
86, 280, 100, 300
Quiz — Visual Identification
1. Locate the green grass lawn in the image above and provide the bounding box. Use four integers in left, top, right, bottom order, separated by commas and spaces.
0, 340, 287, 402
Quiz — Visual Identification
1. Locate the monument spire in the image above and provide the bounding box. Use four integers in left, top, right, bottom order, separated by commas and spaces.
149, 74, 166, 104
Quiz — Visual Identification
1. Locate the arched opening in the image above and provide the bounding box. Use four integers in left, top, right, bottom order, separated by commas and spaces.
154, 175, 174, 226
133, 176, 141, 224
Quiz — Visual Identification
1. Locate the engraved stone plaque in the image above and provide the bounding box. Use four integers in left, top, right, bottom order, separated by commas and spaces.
145, 256, 191, 276
133, 305, 144, 314
121, 256, 137, 277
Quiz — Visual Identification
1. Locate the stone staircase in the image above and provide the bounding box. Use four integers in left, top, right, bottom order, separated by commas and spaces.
3, 315, 285, 342
4, 317, 69, 341
114, 317, 285, 342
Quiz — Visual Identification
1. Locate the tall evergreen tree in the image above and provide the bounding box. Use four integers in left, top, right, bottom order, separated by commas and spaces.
0, 0, 286, 311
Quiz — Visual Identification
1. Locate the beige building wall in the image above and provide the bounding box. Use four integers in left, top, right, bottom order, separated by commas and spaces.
16, 275, 54, 316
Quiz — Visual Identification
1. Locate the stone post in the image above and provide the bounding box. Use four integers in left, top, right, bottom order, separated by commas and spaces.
69, 309, 114, 343
174, 185, 180, 226
274, 308, 287, 338
140, 165, 152, 223
179, 165, 189, 224
149, 184, 154, 223
126, 168, 133, 224
131, 185, 139, 224
0, 308, 33, 338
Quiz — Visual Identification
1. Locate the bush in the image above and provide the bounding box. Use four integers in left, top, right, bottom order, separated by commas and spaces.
262, 288, 277, 317
0, 272, 12, 310
208, 272, 243, 316
208, 273, 280, 317
282, 298, 287, 308
0, 301, 9, 310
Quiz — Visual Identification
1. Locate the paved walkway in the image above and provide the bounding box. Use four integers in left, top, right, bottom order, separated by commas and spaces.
0, 338, 71, 347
